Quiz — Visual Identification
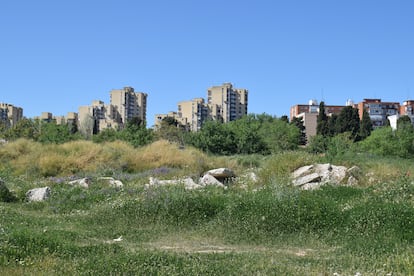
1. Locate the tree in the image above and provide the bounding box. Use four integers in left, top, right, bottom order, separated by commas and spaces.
118, 120, 154, 147
79, 115, 95, 139
156, 117, 187, 145
335, 106, 360, 139
397, 115, 413, 130
3, 118, 39, 140
259, 116, 300, 153
231, 115, 268, 154
37, 122, 77, 144
359, 109, 373, 140
316, 101, 329, 137
280, 115, 289, 123
190, 121, 237, 155
92, 128, 119, 143
327, 114, 338, 137
290, 116, 307, 145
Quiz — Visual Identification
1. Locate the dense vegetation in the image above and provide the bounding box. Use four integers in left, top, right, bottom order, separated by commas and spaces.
1, 112, 414, 274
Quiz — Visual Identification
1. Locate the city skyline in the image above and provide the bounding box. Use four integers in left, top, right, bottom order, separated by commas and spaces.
1, 1, 414, 127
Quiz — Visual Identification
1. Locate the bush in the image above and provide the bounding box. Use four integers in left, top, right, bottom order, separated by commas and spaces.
0, 180, 16, 202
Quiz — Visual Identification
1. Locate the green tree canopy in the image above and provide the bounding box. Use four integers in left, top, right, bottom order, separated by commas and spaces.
316, 101, 329, 137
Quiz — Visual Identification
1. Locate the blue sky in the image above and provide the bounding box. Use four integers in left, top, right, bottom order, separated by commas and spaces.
1, 0, 413, 127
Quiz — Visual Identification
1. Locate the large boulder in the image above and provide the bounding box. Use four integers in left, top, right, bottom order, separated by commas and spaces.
204, 168, 235, 183
291, 164, 360, 189
26, 187, 51, 202
200, 174, 227, 189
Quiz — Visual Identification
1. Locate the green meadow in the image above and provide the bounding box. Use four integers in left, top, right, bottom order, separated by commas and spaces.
1, 139, 414, 275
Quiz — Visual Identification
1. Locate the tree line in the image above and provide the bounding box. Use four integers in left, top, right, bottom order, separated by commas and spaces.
2, 104, 414, 158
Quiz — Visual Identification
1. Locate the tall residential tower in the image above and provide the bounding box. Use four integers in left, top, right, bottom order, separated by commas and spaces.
110, 87, 148, 125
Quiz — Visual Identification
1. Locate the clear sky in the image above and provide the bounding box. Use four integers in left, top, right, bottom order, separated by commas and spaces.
1, 0, 413, 127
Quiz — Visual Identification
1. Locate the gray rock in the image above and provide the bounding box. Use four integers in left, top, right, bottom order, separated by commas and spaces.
291, 163, 358, 189
200, 174, 227, 188
301, 182, 323, 190
68, 177, 90, 188
347, 175, 359, 186
293, 173, 321, 187
292, 165, 314, 179
347, 166, 362, 178
146, 177, 202, 190
97, 177, 124, 189
26, 187, 51, 202
205, 168, 235, 178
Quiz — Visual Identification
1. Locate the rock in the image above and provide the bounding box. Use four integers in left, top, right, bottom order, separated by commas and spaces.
292, 165, 314, 179
200, 174, 227, 189
68, 177, 90, 188
205, 168, 235, 178
146, 177, 202, 190
237, 171, 259, 186
97, 177, 124, 189
347, 166, 362, 178
291, 163, 360, 190
182, 178, 202, 190
301, 182, 323, 190
26, 187, 51, 202
293, 173, 321, 187
347, 175, 359, 186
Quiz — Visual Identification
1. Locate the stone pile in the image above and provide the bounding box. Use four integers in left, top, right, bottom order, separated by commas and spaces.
145, 167, 239, 190
291, 163, 361, 190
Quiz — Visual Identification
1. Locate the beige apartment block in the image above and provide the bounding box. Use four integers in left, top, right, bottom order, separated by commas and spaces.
296, 112, 318, 143
110, 87, 148, 125
155, 83, 248, 132
78, 101, 120, 135
154, 111, 188, 129
207, 83, 248, 123
54, 112, 78, 126
178, 98, 209, 131
0, 103, 23, 127
290, 100, 347, 143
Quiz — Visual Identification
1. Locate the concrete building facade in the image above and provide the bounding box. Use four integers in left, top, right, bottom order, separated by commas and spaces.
357, 99, 400, 128
177, 98, 209, 131
155, 83, 248, 131
290, 100, 347, 142
0, 103, 23, 128
110, 87, 147, 125
78, 100, 120, 135
207, 83, 248, 123
155, 111, 188, 129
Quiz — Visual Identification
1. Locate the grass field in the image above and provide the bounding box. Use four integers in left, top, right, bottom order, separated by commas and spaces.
1, 140, 414, 275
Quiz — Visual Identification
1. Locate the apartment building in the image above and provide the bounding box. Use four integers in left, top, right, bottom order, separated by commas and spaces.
356, 99, 400, 128
110, 87, 147, 125
177, 98, 209, 131
290, 100, 346, 119
0, 103, 23, 127
155, 83, 248, 131
207, 83, 248, 123
154, 111, 188, 129
290, 100, 347, 142
78, 100, 120, 135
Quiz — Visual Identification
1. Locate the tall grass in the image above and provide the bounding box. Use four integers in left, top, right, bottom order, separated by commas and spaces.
0, 139, 236, 178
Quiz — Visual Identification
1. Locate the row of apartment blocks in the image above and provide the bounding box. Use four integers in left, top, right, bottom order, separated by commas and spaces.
0, 83, 246, 134
155, 83, 248, 131
0, 87, 147, 134
290, 98, 414, 141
